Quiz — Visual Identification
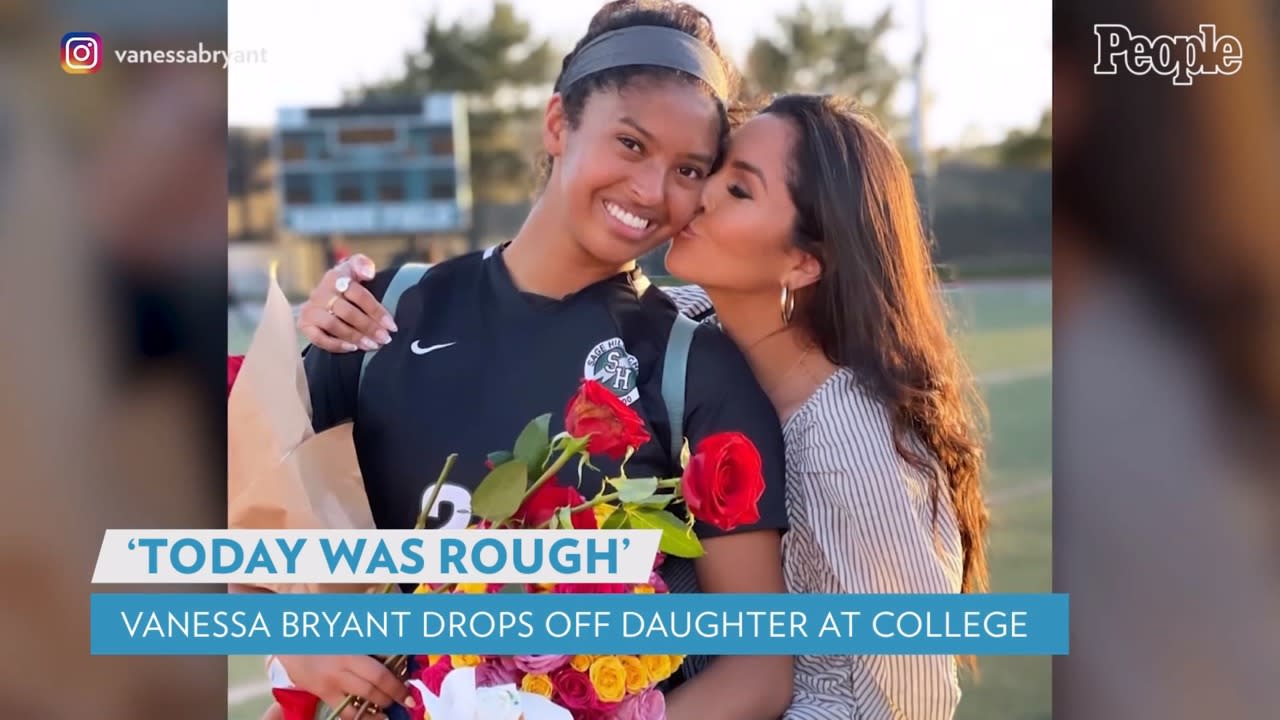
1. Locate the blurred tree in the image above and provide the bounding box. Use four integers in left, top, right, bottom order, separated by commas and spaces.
745, 4, 902, 129
995, 108, 1052, 168
350, 1, 559, 204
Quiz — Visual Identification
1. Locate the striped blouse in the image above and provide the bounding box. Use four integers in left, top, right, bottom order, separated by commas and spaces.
663, 285, 965, 720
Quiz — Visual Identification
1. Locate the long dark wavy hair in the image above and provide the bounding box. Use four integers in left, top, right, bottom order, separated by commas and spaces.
766, 93, 990, 615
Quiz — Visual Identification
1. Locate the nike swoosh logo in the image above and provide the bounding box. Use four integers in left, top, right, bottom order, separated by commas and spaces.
410, 341, 457, 356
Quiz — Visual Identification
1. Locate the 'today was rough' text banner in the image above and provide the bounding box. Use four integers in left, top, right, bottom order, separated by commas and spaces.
91, 530, 660, 584
90, 593, 1069, 656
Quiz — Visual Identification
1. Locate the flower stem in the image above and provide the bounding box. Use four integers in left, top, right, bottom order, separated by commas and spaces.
556, 492, 619, 522
417, 454, 459, 530
523, 443, 579, 499
537, 476, 683, 528
374, 454, 458, 596
327, 457, 458, 720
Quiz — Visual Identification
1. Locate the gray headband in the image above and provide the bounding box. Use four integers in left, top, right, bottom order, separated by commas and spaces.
558, 26, 729, 101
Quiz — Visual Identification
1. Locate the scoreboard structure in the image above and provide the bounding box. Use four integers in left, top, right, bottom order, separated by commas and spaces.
273, 94, 472, 237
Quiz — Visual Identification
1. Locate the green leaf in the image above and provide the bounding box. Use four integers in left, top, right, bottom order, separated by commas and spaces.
610, 476, 659, 504
514, 413, 552, 475
633, 493, 674, 510
487, 450, 514, 468
601, 507, 631, 530
498, 583, 527, 594
472, 460, 529, 524
629, 508, 703, 558
556, 506, 575, 529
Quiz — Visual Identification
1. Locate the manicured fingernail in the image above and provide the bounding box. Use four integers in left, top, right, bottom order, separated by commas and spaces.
403, 696, 416, 708
341, 342, 358, 352
381, 316, 398, 332
376, 330, 392, 345
361, 337, 378, 351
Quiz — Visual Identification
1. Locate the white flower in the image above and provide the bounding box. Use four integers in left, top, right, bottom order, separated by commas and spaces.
409, 666, 572, 720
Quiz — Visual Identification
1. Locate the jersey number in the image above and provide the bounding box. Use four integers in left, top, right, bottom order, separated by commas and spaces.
420, 483, 473, 530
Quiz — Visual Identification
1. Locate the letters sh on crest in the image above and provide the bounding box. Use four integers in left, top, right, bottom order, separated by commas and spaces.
1094, 24, 1243, 86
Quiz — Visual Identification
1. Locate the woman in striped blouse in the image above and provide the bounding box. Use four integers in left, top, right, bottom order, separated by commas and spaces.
300, 93, 988, 719
664, 94, 988, 720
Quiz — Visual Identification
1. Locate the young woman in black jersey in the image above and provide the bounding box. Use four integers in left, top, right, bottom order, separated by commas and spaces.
303, 77, 995, 720
264, 2, 794, 719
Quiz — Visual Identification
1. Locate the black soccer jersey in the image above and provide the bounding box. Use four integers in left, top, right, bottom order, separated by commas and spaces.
303, 247, 787, 542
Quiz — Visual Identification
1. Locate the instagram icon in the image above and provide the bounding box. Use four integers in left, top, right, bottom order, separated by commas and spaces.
61, 32, 102, 74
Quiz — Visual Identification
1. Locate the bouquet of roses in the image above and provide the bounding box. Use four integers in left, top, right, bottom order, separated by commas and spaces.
229, 270, 766, 720
316, 379, 767, 720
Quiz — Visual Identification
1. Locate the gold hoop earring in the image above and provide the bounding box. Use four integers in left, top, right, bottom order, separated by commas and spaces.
780, 285, 795, 325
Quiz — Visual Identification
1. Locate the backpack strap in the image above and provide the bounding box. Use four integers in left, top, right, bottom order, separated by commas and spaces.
661, 313, 698, 470
358, 263, 431, 393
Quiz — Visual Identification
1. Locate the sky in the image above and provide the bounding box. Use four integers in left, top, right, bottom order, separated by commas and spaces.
227, 0, 1050, 148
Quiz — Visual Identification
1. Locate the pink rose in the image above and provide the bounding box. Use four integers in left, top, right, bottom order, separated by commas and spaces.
492, 655, 522, 672
552, 582, 631, 594
648, 571, 668, 594
475, 659, 523, 687
513, 654, 570, 675
405, 683, 427, 720
615, 688, 666, 720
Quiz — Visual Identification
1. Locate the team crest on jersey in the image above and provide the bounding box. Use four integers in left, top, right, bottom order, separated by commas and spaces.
584, 337, 640, 405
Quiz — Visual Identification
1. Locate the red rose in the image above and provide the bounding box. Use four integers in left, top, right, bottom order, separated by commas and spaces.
551, 667, 601, 712
227, 355, 245, 397
564, 380, 651, 460
270, 688, 319, 720
415, 655, 453, 696
512, 480, 597, 529
681, 432, 765, 531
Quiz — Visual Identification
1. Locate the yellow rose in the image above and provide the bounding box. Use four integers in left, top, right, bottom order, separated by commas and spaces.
618, 655, 650, 693
450, 654, 482, 668
594, 504, 617, 527
641, 654, 674, 683
521, 673, 554, 699
455, 583, 489, 594
633, 584, 655, 594
569, 655, 593, 672
588, 656, 628, 703
413, 584, 432, 594
427, 654, 443, 666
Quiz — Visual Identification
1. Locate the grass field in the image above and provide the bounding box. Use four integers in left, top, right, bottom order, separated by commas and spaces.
226, 279, 1052, 720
